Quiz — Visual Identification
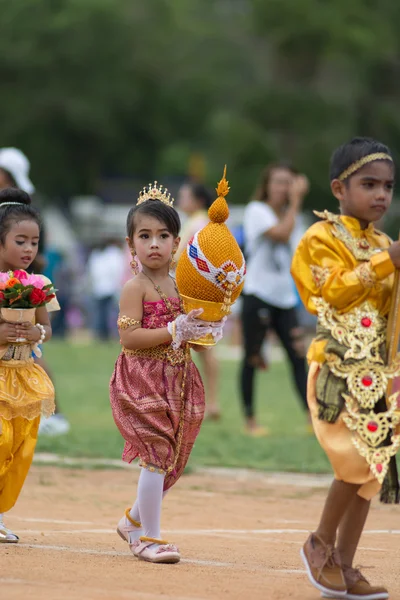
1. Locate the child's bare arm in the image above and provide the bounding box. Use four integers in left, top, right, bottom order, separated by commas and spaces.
118, 279, 172, 350
388, 240, 400, 268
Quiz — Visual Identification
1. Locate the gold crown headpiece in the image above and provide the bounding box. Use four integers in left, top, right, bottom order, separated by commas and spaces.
137, 181, 174, 207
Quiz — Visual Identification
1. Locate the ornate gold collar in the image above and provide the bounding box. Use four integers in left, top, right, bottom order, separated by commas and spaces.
314, 210, 383, 261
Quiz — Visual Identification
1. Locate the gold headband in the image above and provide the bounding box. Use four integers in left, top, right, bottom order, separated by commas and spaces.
338, 153, 393, 181
137, 181, 174, 207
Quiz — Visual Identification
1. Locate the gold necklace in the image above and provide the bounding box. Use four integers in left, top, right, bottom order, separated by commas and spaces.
142, 272, 183, 314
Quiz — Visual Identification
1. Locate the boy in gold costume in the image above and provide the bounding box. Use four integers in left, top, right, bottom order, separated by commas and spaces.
291, 137, 400, 600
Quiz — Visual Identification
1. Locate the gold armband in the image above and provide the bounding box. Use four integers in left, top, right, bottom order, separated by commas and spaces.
117, 315, 142, 330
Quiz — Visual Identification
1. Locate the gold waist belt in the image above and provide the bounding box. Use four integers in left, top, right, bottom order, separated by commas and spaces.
122, 344, 189, 366
1, 344, 33, 363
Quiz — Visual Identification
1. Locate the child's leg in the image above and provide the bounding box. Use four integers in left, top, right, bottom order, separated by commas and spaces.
0, 416, 39, 542
118, 488, 169, 547
337, 495, 370, 567
0, 416, 39, 513
301, 479, 361, 596
133, 468, 180, 563
315, 479, 361, 545
137, 468, 164, 541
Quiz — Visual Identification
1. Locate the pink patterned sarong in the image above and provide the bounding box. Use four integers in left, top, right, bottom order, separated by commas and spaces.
110, 299, 205, 491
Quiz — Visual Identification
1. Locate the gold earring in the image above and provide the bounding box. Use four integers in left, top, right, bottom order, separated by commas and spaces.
170, 249, 177, 271
130, 249, 139, 275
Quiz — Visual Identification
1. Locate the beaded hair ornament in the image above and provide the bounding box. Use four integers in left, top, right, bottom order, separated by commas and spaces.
137, 182, 174, 207
338, 152, 393, 182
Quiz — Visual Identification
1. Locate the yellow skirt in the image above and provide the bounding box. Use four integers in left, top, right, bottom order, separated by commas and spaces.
0, 358, 55, 421
308, 361, 381, 500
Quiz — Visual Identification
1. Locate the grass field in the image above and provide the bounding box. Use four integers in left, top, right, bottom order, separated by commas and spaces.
37, 340, 332, 473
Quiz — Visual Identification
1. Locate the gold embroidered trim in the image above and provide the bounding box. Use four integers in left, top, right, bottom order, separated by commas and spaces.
310, 265, 330, 288
117, 315, 142, 330
314, 297, 400, 483
338, 153, 393, 182
313, 297, 386, 363
342, 393, 400, 483
354, 262, 377, 289
314, 211, 383, 261
122, 344, 189, 366
139, 460, 166, 475
326, 355, 400, 410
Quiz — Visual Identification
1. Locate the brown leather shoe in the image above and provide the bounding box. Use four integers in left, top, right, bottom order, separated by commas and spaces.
300, 533, 347, 596
322, 566, 389, 599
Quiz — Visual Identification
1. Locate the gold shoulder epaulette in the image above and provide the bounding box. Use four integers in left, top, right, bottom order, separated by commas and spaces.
313, 210, 341, 224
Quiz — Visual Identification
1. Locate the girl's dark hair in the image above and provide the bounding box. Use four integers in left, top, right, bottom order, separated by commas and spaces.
126, 199, 181, 240
330, 137, 394, 182
0, 188, 41, 244
253, 161, 298, 202
185, 182, 213, 210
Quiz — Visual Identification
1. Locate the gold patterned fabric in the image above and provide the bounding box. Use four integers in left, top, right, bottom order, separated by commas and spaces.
291, 212, 399, 502
110, 296, 205, 491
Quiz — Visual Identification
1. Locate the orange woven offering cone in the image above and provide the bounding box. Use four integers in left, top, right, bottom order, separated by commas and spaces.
176, 166, 246, 345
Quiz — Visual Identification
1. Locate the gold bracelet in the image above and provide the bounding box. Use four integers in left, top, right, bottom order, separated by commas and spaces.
171, 320, 176, 341
117, 315, 142, 330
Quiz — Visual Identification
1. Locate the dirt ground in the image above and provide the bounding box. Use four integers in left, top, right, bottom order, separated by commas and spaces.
1, 465, 400, 600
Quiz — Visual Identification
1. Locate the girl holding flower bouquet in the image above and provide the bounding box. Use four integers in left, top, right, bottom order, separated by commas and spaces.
110, 185, 225, 564
0, 188, 58, 543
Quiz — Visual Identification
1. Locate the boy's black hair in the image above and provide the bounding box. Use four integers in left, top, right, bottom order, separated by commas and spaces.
0, 188, 41, 245
126, 199, 181, 240
186, 182, 213, 210
330, 137, 394, 182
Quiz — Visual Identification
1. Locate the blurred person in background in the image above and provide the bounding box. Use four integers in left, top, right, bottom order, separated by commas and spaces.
43, 247, 72, 338
176, 182, 220, 419
87, 238, 124, 341
0, 147, 70, 436
240, 163, 309, 436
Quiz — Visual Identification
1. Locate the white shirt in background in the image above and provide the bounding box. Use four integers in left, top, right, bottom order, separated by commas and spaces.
88, 245, 124, 299
243, 201, 298, 309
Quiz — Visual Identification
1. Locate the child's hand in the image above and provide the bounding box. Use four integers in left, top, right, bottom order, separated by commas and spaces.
388, 241, 400, 268
14, 322, 42, 342
209, 316, 227, 343
0, 322, 18, 344
167, 309, 213, 349
289, 174, 309, 208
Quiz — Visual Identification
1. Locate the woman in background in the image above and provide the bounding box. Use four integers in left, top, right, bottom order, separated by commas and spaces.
240, 163, 309, 436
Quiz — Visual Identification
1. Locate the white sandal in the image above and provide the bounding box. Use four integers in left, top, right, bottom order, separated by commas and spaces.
0, 524, 19, 543
116, 508, 142, 554
134, 537, 180, 564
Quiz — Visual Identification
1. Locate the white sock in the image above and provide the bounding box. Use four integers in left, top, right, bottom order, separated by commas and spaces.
129, 501, 140, 523
137, 468, 165, 544
129, 489, 168, 524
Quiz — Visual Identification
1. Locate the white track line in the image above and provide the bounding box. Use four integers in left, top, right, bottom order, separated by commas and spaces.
15, 543, 306, 573
11, 527, 400, 536
12, 517, 93, 525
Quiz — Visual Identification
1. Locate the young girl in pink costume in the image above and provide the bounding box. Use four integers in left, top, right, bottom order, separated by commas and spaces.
109, 184, 224, 564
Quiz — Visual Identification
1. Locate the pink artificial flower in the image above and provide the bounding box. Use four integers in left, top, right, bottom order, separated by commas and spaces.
0, 272, 9, 283
13, 269, 28, 281
24, 274, 46, 289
